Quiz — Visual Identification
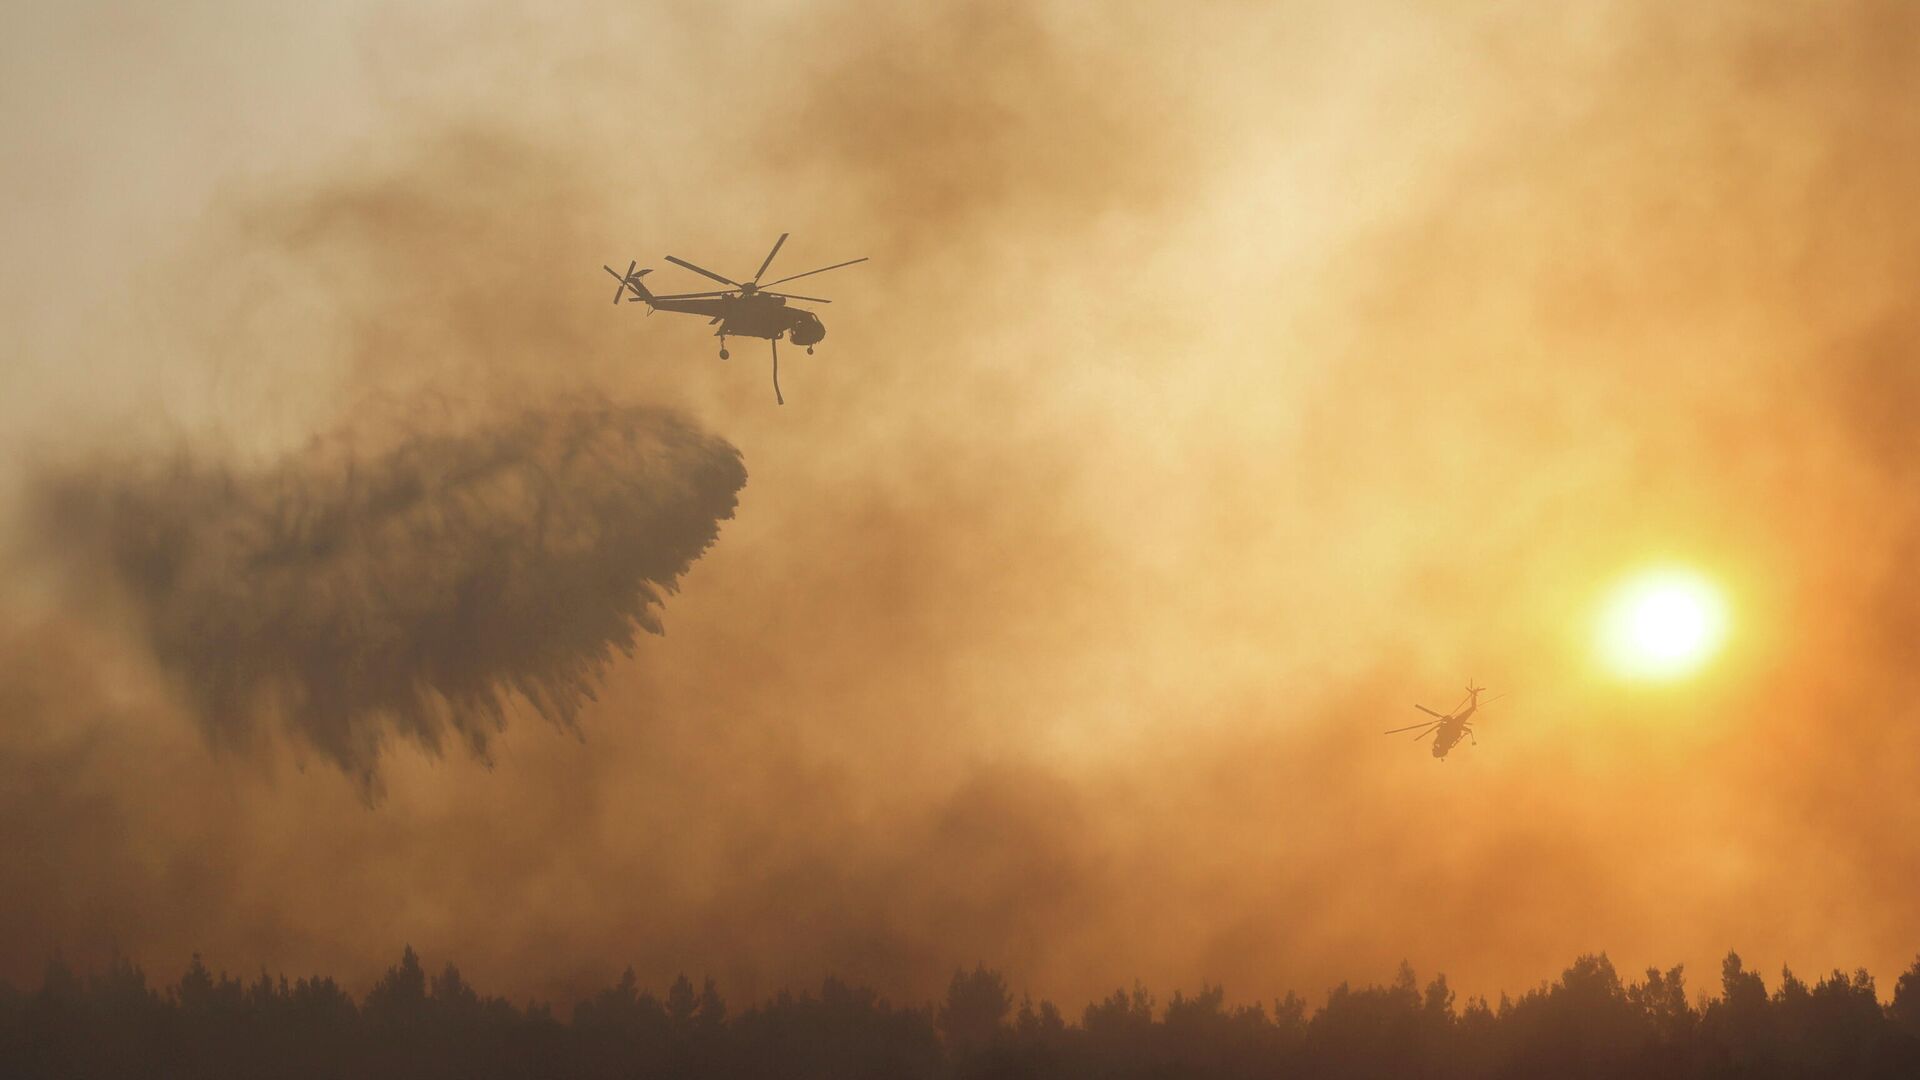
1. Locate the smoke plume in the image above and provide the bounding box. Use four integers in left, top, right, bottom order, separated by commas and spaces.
29, 400, 745, 791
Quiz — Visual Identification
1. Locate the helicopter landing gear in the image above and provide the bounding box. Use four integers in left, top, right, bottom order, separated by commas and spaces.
718, 339, 730, 360
806, 346, 814, 355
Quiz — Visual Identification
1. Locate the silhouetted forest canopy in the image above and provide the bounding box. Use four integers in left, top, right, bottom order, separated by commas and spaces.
7, 948, 1920, 1078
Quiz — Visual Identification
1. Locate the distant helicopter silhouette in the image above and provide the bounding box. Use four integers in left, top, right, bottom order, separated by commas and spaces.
1385, 682, 1502, 760
604, 233, 867, 404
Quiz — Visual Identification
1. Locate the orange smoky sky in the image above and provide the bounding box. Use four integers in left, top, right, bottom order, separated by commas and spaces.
4, 0, 1920, 1011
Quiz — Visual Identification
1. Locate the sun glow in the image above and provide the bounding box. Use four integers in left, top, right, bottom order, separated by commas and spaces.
1597, 567, 1729, 681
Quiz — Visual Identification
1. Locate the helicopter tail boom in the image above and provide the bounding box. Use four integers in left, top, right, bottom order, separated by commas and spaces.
625, 268, 653, 302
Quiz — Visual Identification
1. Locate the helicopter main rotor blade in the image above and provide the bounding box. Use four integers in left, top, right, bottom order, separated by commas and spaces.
762, 256, 869, 288
1414, 705, 1446, 719
753, 233, 788, 284
1416, 728, 1439, 741
764, 291, 831, 304
665, 255, 741, 288
1384, 721, 1442, 735
650, 290, 736, 300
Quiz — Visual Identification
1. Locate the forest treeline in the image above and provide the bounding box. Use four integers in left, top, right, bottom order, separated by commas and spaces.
5, 947, 1920, 1079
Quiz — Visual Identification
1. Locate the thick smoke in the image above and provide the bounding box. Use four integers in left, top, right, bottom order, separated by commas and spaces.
30, 400, 745, 790
11, 0, 1920, 1014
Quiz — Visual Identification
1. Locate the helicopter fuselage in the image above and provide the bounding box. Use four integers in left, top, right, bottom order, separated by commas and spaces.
650, 292, 825, 345
1386, 684, 1491, 760
1428, 696, 1480, 759
604, 235, 865, 403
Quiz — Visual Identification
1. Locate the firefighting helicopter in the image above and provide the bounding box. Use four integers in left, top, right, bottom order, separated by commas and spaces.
603, 233, 867, 404
1384, 682, 1503, 760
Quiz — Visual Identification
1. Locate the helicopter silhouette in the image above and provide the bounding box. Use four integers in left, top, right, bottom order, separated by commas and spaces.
604, 233, 867, 404
1385, 682, 1502, 760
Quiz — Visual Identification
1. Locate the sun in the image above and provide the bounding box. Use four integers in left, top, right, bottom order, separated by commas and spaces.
1596, 566, 1729, 681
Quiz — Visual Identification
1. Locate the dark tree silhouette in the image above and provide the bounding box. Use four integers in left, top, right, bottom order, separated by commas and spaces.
938, 964, 1012, 1052
6, 946, 1920, 1079
1891, 955, 1920, 1038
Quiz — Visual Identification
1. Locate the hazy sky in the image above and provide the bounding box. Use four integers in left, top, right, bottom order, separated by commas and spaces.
5, 0, 1920, 1010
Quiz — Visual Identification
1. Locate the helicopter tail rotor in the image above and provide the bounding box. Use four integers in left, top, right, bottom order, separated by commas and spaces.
602, 261, 653, 305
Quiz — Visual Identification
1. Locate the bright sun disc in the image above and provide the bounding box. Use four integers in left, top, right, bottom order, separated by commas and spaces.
1597, 567, 1729, 681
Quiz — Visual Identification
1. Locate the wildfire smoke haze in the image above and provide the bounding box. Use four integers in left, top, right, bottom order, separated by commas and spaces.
3, 0, 1920, 1031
